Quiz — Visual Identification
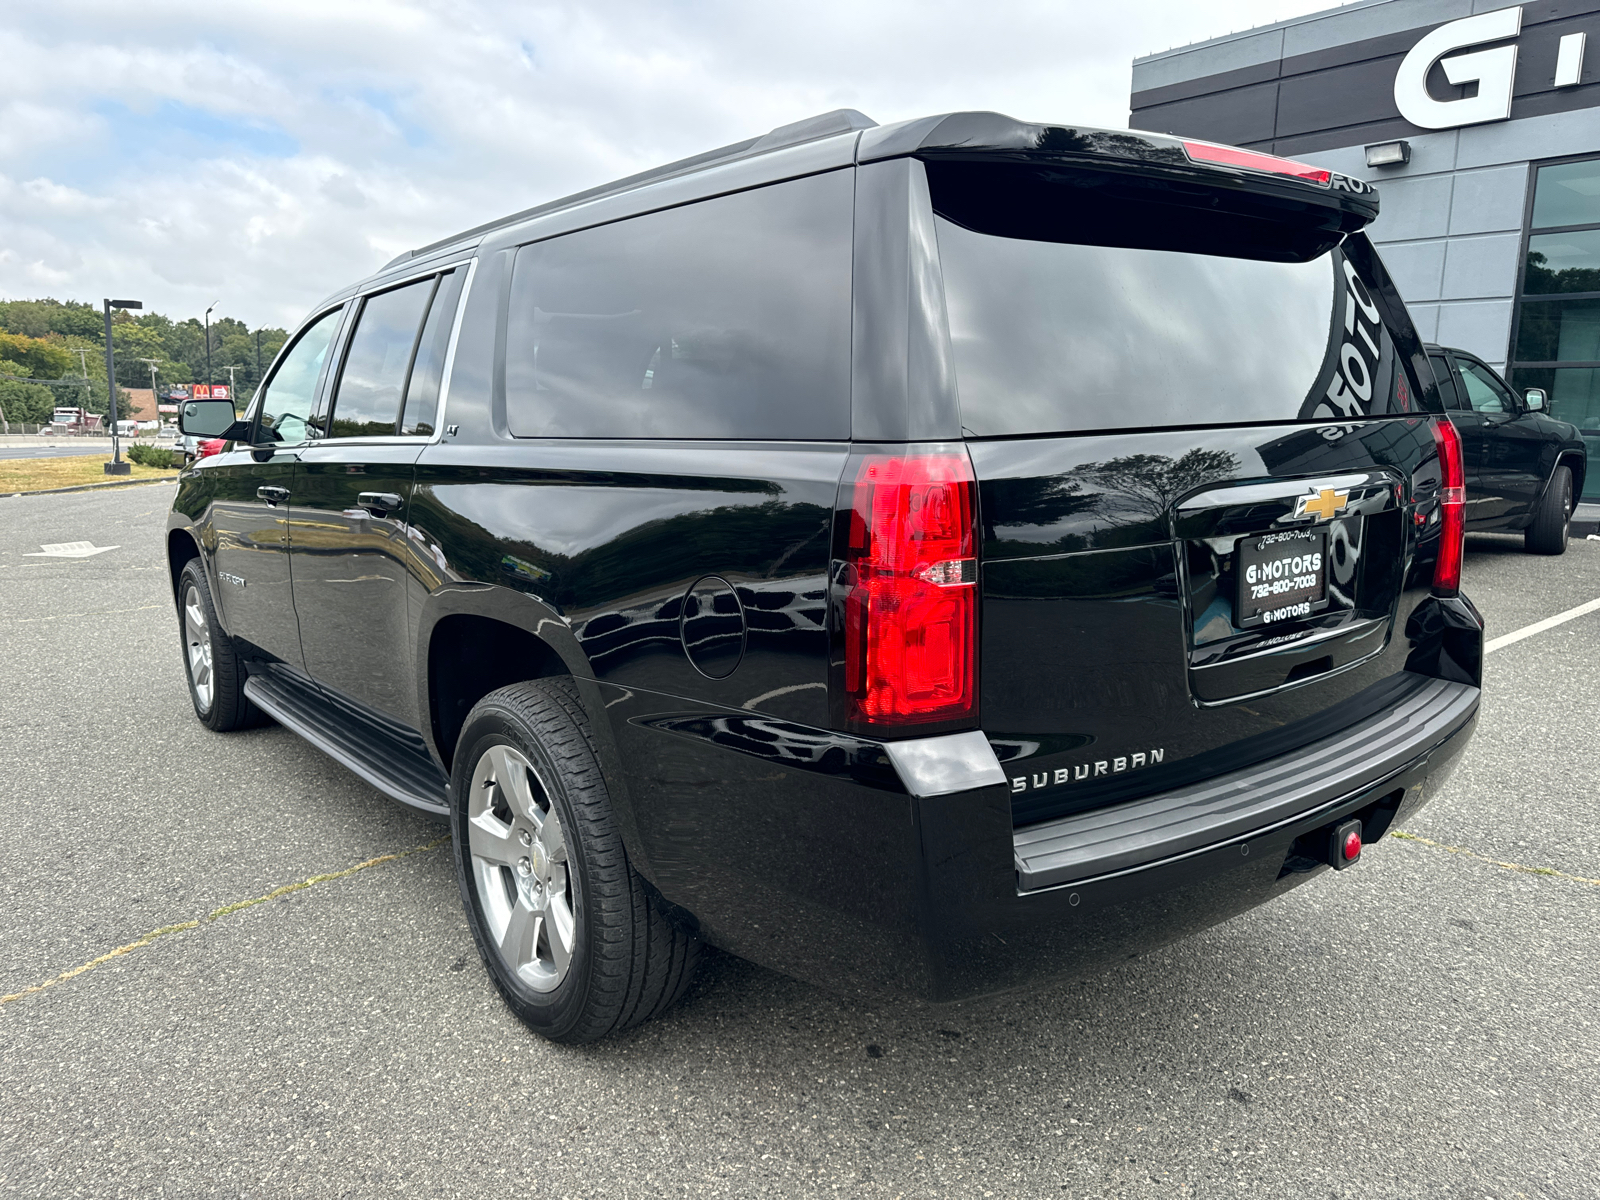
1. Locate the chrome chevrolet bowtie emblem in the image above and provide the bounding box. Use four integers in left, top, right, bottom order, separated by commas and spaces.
1293, 488, 1350, 522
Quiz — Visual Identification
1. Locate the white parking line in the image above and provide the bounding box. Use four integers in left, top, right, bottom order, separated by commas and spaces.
22, 541, 119, 558
1484, 597, 1600, 655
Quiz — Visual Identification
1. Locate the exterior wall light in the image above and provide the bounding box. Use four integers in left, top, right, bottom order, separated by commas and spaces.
1365, 140, 1412, 167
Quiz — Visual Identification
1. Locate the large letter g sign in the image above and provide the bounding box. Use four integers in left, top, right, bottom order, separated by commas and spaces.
1394, 6, 1522, 130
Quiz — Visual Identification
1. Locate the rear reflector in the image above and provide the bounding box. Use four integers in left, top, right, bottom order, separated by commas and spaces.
1181, 138, 1333, 187
1430, 417, 1466, 595
844, 449, 978, 728
1329, 818, 1363, 870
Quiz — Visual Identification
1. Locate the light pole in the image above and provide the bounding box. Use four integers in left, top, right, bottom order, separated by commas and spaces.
102, 298, 142, 474
255, 330, 262, 389
204, 302, 218, 389
138, 358, 161, 435
224, 364, 242, 405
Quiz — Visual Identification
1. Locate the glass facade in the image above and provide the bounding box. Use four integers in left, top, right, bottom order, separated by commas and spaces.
1510, 156, 1600, 502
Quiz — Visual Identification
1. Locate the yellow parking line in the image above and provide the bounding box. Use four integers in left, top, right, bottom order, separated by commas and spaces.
1390, 830, 1600, 887
0, 835, 449, 1008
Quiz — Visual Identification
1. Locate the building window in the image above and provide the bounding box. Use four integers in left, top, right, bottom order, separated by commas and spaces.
1510, 157, 1600, 503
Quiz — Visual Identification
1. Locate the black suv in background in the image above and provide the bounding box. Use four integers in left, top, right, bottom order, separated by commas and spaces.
1425, 344, 1586, 553
171, 109, 1483, 1043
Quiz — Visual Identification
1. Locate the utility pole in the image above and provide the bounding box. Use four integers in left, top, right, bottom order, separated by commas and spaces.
205, 302, 218, 388
67, 346, 94, 411
138, 358, 161, 435
102, 298, 142, 474
224, 364, 241, 404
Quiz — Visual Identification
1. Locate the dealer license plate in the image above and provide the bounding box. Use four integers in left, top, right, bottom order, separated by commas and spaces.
1236, 529, 1328, 628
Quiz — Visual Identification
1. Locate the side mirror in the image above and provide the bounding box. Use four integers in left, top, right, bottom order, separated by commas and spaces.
178, 399, 249, 441
1524, 388, 1547, 412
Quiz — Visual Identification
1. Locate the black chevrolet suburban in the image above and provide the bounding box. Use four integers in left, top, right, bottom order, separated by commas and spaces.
170, 109, 1483, 1043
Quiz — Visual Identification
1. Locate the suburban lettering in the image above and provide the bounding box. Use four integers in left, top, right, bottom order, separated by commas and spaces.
1006, 749, 1170, 792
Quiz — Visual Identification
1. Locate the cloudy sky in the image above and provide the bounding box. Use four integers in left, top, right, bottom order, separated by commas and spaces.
0, 0, 1342, 331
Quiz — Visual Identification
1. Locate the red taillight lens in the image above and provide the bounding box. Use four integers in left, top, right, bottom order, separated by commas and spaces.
1181, 138, 1332, 187
844, 450, 978, 728
1430, 417, 1466, 595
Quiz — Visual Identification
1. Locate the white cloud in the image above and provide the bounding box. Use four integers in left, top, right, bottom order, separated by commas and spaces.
0, 0, 1341, 330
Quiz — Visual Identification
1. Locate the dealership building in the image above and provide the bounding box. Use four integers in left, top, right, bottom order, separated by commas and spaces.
1131, 0, 1600, 518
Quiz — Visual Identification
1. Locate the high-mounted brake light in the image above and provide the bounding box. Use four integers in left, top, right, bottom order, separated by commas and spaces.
1181, 139, 1333, 187
1430, 417, 1466, 595
844, 450, 978, 729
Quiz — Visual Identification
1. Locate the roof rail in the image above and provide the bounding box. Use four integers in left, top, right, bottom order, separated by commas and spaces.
380, 108, 877, 271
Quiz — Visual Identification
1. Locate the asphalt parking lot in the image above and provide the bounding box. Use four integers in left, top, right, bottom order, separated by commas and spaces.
2, 481, 1597, 1199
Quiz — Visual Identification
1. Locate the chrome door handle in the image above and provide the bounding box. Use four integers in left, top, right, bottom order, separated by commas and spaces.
257, 485, 290, 504
357, 491, 403, 516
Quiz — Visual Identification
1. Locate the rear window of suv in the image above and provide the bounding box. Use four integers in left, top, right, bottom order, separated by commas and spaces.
929, 161, 1415, 437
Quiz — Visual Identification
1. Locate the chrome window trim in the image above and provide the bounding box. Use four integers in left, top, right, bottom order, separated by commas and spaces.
301, 256, 478, 448
431, 257, 478, 443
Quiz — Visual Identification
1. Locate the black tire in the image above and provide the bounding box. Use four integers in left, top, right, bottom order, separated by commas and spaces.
1525, 465, 1573, 556
177, 559, 259, 731
451, 677, 700, 1044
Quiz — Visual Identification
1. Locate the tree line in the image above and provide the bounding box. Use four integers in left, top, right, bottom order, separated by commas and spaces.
0, 297, 288, 426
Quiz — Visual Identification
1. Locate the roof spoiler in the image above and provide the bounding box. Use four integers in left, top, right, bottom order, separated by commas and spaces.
858, 111, 1379, 227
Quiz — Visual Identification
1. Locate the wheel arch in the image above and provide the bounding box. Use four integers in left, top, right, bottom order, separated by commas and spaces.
1557, 449, 1586, 505
417, 586, 590, 773
167, 527, 203, 602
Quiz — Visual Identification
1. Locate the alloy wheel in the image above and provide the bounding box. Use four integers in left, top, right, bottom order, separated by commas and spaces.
183, 584, 214, 714
467, 743, 576, 992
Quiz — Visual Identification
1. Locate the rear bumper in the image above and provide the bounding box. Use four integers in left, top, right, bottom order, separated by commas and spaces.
911, 675, 1477, 1002
608, 671, 1478, 1006
1012, 675, 1477, 893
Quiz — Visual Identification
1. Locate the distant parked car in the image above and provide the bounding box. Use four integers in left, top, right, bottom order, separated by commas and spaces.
1425, 345, 1587, 554
197, 438, 226, 459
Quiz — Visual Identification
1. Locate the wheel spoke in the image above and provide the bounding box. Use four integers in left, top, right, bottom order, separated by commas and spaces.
545, 892, 575, 976
536, 807, 567, 864
467, 812, 519, 868
488, 745, 536, 819
499, 900, 538, 968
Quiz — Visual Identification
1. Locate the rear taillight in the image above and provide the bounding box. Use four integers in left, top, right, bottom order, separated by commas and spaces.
843, 449, 978, 729
1181, 138, 1332, 187
1430, 417, 1466, 595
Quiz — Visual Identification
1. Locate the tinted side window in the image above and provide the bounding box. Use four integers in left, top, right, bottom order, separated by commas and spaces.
401, 269, 465, 437
504, 170, 853, 439
329, 277, 435, 438
1459, 361, 1512, 413
256, 307, 342, 447
1428, 355, 1464, 409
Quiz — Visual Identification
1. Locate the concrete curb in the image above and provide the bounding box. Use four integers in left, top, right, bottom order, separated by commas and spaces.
4, 475, 180, 498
